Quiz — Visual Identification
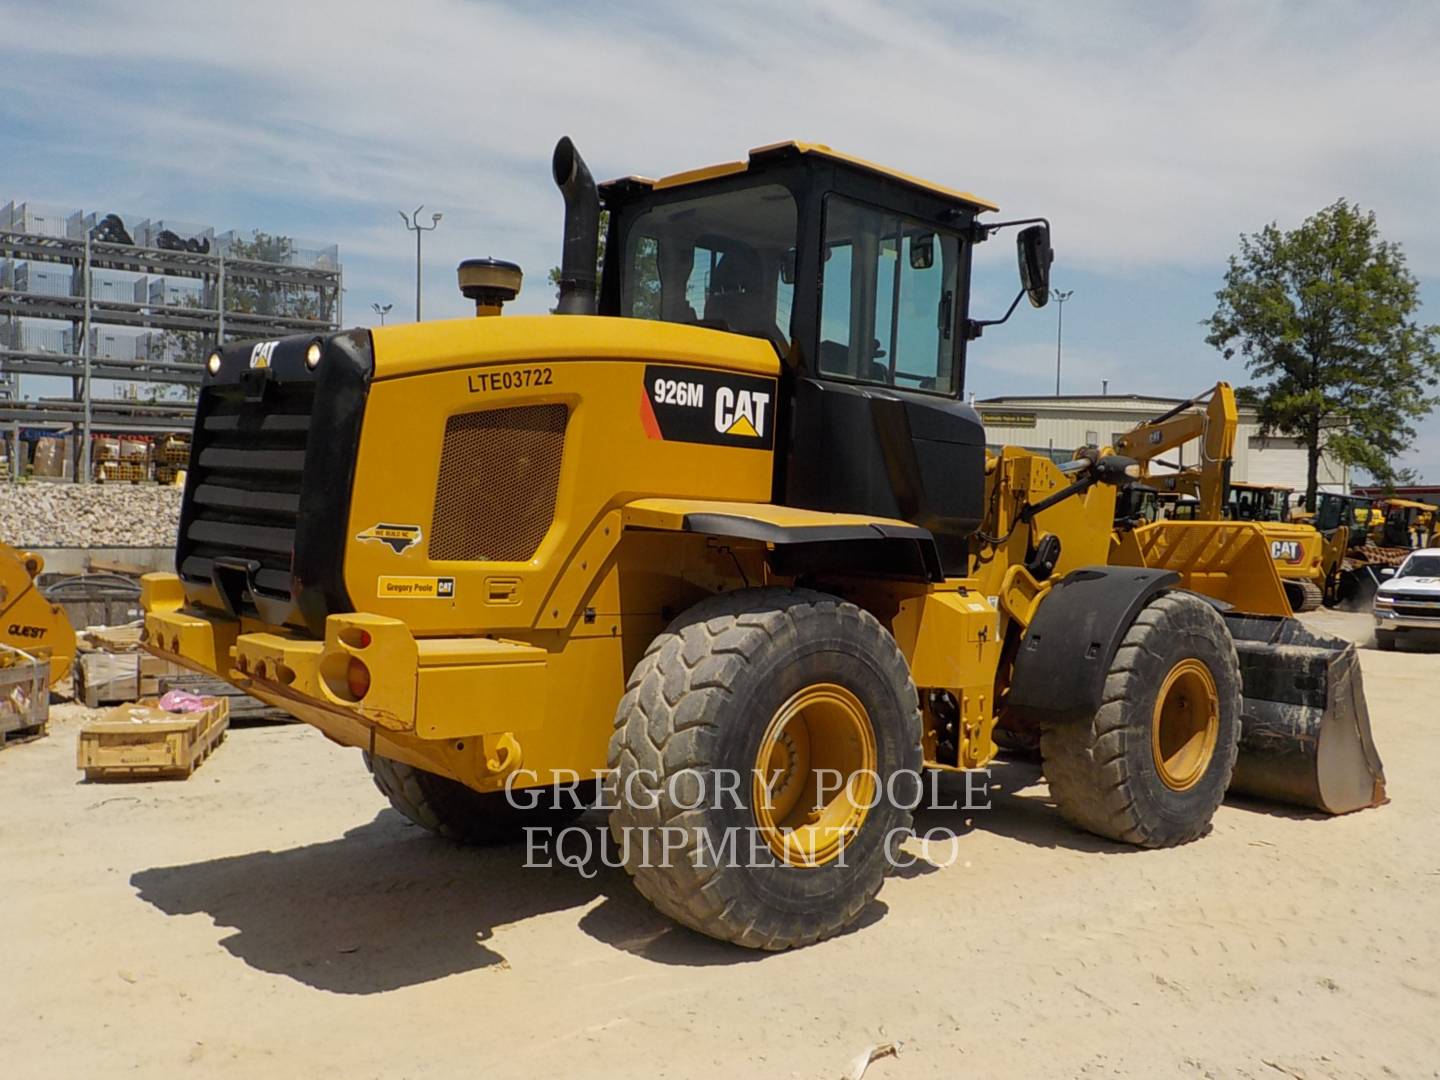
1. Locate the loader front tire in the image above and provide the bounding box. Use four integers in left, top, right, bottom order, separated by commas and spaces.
1040, 591, 1241, 848
607, 588, 923, 950
365, 753, 589, 845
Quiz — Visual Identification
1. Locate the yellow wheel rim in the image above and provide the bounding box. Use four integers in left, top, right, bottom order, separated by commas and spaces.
1151, 658, 1220, 791
752, 683, 878, 867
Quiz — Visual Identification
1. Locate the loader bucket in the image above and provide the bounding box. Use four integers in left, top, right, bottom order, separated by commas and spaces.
1222, 614, 1386, 815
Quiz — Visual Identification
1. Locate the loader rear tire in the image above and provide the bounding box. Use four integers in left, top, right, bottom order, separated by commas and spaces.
365, 753, 590, 845
1040, 591, 1241, 848
607, 588, 923, 950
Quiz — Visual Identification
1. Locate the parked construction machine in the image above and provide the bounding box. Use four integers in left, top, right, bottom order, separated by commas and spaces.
1112, 386, 1330, 612
1227, 481, 1296, 524
0, 544, 75, 686
1307, 494, 1439, 605
140, 138, 1385, 949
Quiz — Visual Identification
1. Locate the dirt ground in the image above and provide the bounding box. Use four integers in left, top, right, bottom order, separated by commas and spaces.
2, 610, 1436, 1079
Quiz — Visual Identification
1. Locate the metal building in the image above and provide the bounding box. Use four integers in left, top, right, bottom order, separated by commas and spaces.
976, 393, 1350, 494
0, 200, 342, 480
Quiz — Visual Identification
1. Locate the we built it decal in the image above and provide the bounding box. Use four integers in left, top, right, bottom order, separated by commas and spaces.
640, 365, 777, 450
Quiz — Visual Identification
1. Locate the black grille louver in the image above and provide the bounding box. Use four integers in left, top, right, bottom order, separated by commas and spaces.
180, 383, 314, 618
175, 331, 373, 633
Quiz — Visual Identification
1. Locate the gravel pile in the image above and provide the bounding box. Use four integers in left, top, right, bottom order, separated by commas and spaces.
0, 482, 183, 548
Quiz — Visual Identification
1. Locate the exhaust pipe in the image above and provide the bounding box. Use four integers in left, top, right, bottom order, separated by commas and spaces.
552, 136, 600, 315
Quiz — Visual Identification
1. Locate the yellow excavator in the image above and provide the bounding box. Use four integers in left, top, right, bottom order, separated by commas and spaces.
0, 545, 76, 687
1112, 385, 1330, 612
139, 137, 1384, 950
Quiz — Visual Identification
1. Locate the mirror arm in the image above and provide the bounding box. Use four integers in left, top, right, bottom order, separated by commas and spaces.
974, 215, 1052, 241
966, 288, 1026, 340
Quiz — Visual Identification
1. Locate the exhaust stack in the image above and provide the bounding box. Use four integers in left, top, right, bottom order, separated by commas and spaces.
552, 136, 600, 315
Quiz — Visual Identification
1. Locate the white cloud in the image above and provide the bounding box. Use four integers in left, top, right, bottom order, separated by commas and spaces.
6, 0, 1438, 269
3, 0, 1438, 471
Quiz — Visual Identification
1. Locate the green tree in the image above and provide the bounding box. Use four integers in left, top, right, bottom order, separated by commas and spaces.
147, 295, 206, 402
224, 231, 335, 322
1205, 199, 1440, 507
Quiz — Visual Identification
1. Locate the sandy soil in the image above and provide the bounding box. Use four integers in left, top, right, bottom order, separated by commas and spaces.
2, 610, 1437, 1079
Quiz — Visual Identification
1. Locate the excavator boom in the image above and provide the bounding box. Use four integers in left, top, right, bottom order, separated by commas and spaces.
1113, 383, 1237, 518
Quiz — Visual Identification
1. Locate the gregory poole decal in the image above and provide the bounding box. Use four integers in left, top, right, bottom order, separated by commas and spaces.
356, 523, 423, 554
640, 365, 776, 449
377, 576, 455, 599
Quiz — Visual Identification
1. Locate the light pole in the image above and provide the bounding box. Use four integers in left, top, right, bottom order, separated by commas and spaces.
1052, 287, 1074, 395
371, 302, 393, 325
398, 206, 442, 321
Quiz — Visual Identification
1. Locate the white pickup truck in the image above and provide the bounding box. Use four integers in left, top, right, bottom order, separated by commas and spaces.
1374, 548, 1440, 650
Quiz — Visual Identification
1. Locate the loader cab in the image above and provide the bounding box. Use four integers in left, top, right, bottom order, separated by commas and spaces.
599, 142, 1049, 574
1315, 492, 1375, 536
1227, 482, 1292, 523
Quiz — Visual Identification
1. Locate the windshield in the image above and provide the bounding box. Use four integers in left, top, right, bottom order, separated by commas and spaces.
619, 183, 797, 349
818, 195, 961, 394
1398, 555, 1440, 578
1230, 487, 1287, 521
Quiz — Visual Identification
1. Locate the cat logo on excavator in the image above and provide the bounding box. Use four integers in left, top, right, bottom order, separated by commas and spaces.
1270, 539, 1303, 563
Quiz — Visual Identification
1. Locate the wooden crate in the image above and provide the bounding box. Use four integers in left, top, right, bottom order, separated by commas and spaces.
76, 696, 229, 781
94, 460, 152, 483
74, 650, 184, 708
0, 646, 49, 749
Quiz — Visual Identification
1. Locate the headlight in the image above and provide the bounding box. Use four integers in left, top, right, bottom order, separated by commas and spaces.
1374, 595, 1394, 605
206, 351, 222, 376
305, 341, 322, 369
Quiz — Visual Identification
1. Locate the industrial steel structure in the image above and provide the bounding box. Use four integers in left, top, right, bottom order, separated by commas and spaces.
0, 200, 341, 480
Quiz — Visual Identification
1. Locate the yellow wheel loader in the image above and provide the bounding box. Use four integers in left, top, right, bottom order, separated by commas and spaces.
1112, 386, 1330, 613
141, 138, 1384, 950
0, 545, 75, 687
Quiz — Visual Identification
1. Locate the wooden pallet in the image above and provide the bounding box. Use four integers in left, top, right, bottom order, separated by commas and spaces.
0, 720, 47, 750
77, 697, 229, 781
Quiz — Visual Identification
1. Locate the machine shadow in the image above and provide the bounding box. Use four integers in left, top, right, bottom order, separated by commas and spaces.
131, 809, 626, 994
134, 756, 1159, 989
915, 757, 1139, 855
130, 809, 851, 991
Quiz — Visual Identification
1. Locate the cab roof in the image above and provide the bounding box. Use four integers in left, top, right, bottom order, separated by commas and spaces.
600, 140, 999, 214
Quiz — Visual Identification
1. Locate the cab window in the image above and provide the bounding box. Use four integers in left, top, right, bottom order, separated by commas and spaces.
620, 184, 797, 349
818, 195, 960, 393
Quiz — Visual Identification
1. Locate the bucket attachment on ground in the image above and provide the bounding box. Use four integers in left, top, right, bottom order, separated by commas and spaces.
1223, 614, 1386, 815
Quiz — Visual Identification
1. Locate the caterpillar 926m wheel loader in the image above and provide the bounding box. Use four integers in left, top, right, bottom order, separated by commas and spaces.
140, 138, 1385, 950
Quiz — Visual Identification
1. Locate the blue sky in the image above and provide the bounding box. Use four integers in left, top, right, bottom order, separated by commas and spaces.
3, 0, 1438, 477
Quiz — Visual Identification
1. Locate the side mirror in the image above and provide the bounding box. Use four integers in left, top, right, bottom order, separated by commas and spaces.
909, 233, 935, 270
1378, 567, 1395, 579
780, 248, 796, 285
1017, 224, 1052, 308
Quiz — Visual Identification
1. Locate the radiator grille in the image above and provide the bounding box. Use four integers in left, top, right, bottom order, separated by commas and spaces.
430, 404, 567, 562
178, 383, 314, 612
